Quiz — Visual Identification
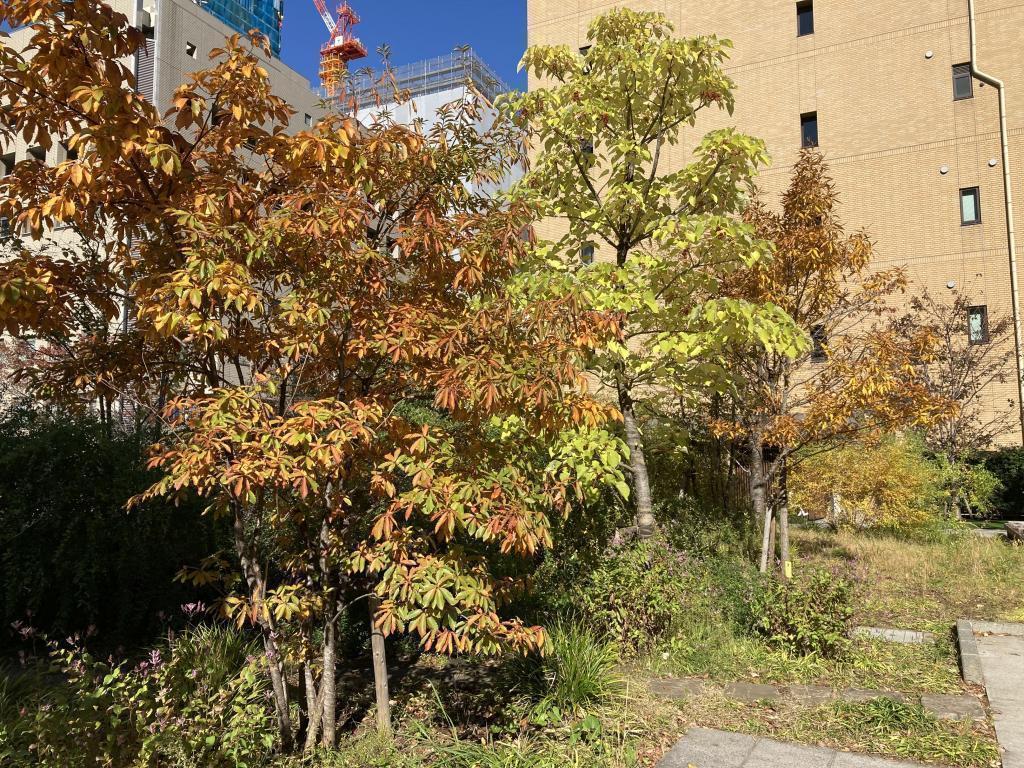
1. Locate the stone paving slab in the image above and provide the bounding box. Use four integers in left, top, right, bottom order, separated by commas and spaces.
723, 681, 781, 704
840, 688, 909, 704
972, 619, 1024, 637
784, 683, 836, 707
920, 693, 985, 721
853, 627, 937, 645
649, 678, 707, 700
975, 628, 1024, 768
659, 728, 948, 767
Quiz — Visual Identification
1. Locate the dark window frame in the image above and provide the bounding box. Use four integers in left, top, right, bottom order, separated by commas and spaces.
967, 305, 990, 345
797, 1, 814, 36
801, 111, 819, 147
581, 244, 595, 265
960, 186, 981, 226
952, 63, 973, 101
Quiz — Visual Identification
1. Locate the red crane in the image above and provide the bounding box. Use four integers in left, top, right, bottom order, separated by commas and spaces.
315, 1, 367, 99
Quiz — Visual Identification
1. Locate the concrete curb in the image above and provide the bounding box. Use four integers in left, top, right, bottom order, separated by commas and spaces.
956, 619, 985, 686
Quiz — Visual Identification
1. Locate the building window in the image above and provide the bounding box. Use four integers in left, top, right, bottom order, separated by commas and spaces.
185, 41, 198, 59
579, 45, 591, 55
0, 152, 14, 177
27, 146, 45, 163
581, 138, 594, 156
810, 324, 827, 361
968, 305, 989, 344
304, 113, 312, 127
952, 64, 973, 101
801, 112, 818, 147
0, 217, 10, 241
797, 1, 814, 36
960, 187, 981, 225
581, 244, 595, 265
60, 141, 78, 162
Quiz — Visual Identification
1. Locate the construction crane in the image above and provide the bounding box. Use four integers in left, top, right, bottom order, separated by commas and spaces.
314, 0, 367, 100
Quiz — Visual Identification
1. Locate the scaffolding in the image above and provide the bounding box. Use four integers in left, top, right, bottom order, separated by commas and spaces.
346, 49, 510, 111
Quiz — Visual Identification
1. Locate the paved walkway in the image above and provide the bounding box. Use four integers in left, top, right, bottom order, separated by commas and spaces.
972, 620, 1024, 768
659, 728, 947, 768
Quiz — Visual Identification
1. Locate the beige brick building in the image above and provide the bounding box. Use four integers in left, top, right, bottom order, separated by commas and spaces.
527, 0, 1024, 445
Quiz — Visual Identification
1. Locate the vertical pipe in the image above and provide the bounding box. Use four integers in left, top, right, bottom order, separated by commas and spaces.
967, 0, 1024, 444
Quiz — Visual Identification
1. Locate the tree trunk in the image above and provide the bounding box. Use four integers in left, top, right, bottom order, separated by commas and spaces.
751, 434, 771, 572
302, 662, 321, 751
233, 506, 293, 751
778, 458, 791, 580
320, 613, 337, 747
368, 595, 391, 734
767, 512, 777, 571
619, 391, 656, 538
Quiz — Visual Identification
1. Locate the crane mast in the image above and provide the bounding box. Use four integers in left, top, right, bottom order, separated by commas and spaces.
315, 1, 367, 101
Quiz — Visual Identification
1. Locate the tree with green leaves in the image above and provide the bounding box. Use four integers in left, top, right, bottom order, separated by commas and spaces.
0, 0, 627, 750
506, 8, 801, 538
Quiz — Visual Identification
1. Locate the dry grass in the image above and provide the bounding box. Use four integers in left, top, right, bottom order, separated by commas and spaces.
794, 528, 1024, 632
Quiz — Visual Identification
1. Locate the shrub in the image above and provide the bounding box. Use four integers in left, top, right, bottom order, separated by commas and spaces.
0, 405, 221, 649
982, 447, 1024, 519
3, 624, 275, 768
789, 434, 945, 531
748, 568, 853, 658
571, 538, 690, 653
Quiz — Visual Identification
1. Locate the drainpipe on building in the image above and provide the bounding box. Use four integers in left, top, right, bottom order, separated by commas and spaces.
967, 0, 1024, 444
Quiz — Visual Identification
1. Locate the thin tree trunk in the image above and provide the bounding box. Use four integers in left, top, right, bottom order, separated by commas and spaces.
303, 662, 321, 751
779, 458, 791, 580
619, 391, 656, 538
759, 505, 773, 573
233, 506, 293, 751
320, 614, 337, 747
767, 512, 777, 571
751, 434, 771, 572
368, 595, 391, 734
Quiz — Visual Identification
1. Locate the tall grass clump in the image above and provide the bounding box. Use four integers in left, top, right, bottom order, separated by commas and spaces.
506, 622, 622, 722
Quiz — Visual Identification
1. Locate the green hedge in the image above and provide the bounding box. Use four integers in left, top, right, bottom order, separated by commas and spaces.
0, 405, 221, 649
981, 447, 1024, 520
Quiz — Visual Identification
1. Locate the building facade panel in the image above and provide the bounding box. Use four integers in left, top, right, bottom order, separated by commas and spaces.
528, 0, 1024, 442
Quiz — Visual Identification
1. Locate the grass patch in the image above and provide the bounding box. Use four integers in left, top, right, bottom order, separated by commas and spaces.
664, 688, 999, 768
786, 698, 1000, 767
794, 528, 1024, 632
656, 631, 961, 694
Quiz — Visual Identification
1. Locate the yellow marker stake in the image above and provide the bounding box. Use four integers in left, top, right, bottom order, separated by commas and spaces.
784, 561, 793, 579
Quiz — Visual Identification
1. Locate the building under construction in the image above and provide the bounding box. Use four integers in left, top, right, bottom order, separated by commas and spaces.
347, 49, 510, 112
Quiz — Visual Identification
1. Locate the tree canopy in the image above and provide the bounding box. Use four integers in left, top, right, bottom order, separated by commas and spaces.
0, 0, 627, 749
506, 8, 802, 537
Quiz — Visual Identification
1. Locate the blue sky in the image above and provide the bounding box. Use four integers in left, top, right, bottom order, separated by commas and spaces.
280, 1, 528, 92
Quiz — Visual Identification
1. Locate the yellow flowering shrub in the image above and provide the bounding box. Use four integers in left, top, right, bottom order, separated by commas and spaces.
790, 436, 945, 531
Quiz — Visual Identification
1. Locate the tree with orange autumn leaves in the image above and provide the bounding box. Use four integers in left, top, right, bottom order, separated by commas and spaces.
0, 0, 628, 750
719, 150, 953, 575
